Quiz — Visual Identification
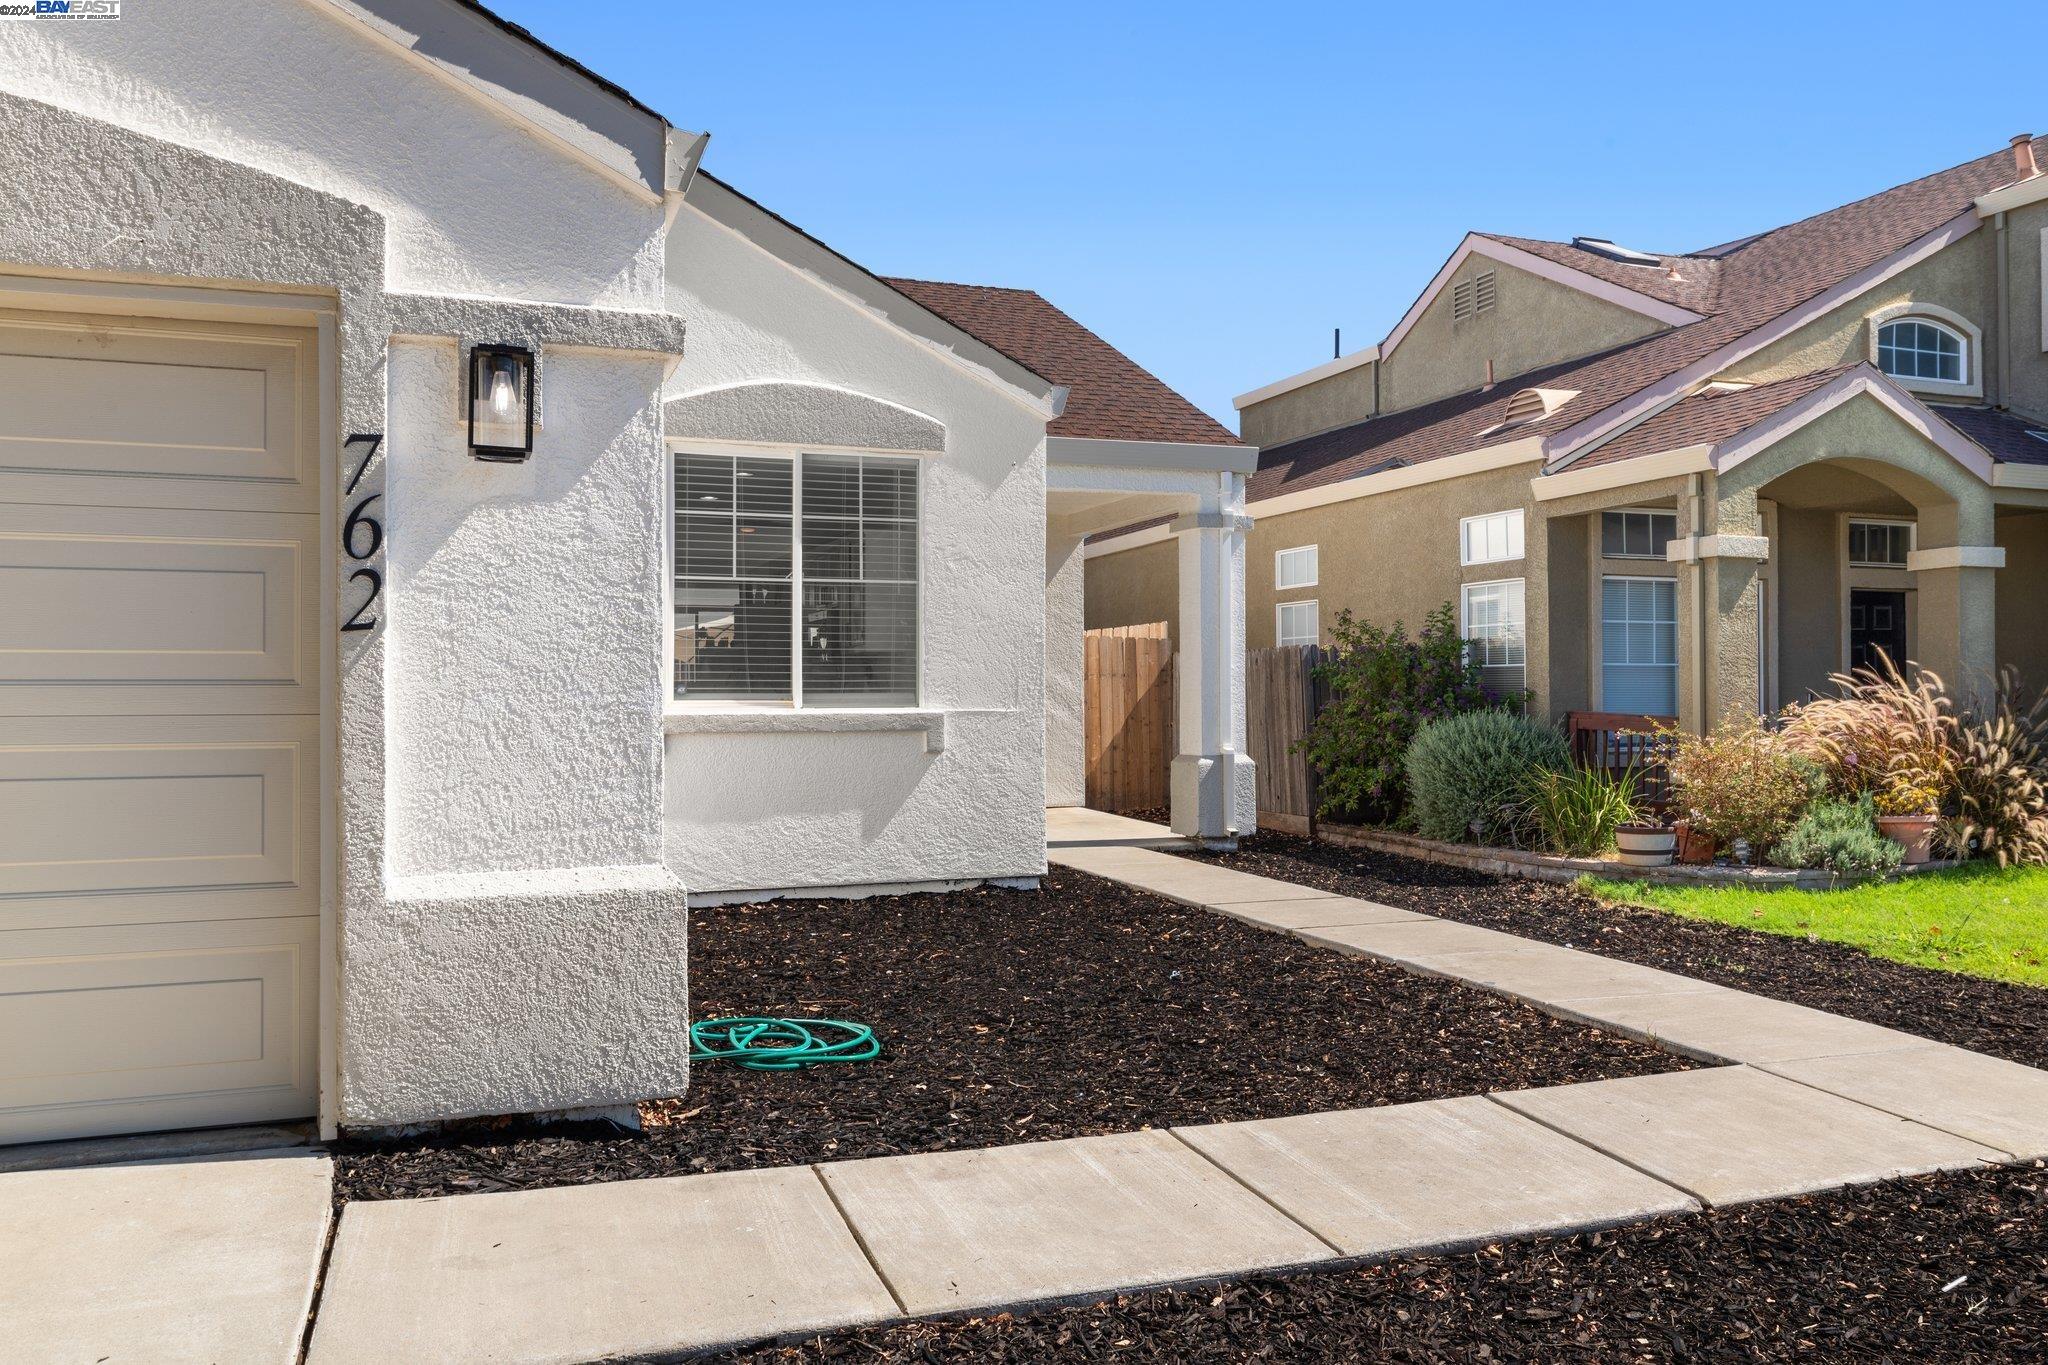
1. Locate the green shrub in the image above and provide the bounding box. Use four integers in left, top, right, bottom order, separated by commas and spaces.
1775, 793, 1902, 876
1662, 717, 1825, 857
1520, 763, 1640, 857
1296, 602, 1495, 826
1406, 710, 1569, 845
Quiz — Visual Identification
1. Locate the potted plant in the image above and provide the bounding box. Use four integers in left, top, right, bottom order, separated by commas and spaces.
1672, 818, 1716, 865
1614, 821, 1676, 867
1874, 780, 1940, 865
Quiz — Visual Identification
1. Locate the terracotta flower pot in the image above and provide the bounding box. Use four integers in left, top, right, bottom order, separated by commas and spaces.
1877, 814, 1938, 866
1615, 823, 1676, 868
1673, 821, 1716, 865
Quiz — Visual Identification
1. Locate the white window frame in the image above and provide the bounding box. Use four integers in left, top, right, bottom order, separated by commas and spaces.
1598, 574, 1680, 717
666, 442, 924, 710
1276, 599, 1319, 648
1846, 517, 1915, 570
1458, 577, 1526, 693
1868, 304, 1981, 398
1459, 509, 1525, 566
1600, 507, 1679, 561
1274, 544, 1319, 590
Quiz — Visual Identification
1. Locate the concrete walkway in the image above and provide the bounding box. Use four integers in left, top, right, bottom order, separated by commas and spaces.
0, 1148, 332, 1364
15, 837, 2046, 1363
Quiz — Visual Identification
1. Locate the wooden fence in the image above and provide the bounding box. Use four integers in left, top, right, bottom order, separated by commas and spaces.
1083, 623, 1174, 813
1246, 645, 1326, 822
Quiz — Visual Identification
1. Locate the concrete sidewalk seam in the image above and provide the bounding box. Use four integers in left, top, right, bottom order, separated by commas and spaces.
1756, 1062, 2028, 1162
1477, 1089, 1711, 1206
810, 1161, 911, 1317
1162, 1126, 1349, 1258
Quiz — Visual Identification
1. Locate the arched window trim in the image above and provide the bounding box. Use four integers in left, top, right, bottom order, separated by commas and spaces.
1866, 303, 1982, 397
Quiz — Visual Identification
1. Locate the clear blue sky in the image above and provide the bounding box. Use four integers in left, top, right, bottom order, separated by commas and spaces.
488, 0, 2040, 432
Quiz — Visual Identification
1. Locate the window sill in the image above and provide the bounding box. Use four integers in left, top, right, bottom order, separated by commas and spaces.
662, 706, 947, 753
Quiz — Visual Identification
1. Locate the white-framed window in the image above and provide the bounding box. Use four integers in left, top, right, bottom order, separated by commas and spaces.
1601, 508, 1678, 560
1876, 318, 1966, 385
1276, 599, 1319, 648
1848, 519, 1913, 569
1275, 544, 1319, 589
1601, 576, 1679, 717
1459, 578, 1526, 697
673, 449, 919, 707
1460, 509, 1525, 566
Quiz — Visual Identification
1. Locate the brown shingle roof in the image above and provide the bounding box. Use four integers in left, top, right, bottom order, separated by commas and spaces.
1249, 137, 2048, 501
1935, 405, 2048, 466
884, 278, 1240, 446
1570, 366, 1859, 469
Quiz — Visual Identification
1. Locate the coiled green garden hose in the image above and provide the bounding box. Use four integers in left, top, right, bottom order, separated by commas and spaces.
689, 1016, 881, 1070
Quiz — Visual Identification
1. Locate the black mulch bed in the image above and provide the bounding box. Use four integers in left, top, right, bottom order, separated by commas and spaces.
711, 1163, 2048, 1364
331, 867, 1683, 1203
1174, 831, 2048, 1071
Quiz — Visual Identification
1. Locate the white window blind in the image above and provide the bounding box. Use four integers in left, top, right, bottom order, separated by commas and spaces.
1276, 600, 1318, 647
1601, 576, 1678, 717
1460, 579, 1525, 697
1460, 510, 1524, 565
1275, 545, 1318, 589
674, 451, 918, 706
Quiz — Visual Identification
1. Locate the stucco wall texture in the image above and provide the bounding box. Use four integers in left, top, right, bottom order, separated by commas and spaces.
0, 12, 695, 1133
660, 199, 1050, 896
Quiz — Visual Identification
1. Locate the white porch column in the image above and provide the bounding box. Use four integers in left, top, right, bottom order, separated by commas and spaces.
1170, 475, 1256, 840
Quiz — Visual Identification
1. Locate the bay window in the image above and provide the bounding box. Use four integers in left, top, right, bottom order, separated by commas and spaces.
674, 450, 918, 706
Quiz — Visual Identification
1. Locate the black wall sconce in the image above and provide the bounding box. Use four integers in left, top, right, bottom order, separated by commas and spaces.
468, 343, 535, 462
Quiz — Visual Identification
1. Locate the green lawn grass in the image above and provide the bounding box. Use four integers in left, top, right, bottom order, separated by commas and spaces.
1583, 863, 2048, 989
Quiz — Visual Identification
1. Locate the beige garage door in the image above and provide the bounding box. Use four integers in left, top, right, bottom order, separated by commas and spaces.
0, 309, 324, 1144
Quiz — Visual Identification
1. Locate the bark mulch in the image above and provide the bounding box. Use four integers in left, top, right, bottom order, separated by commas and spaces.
331, 866, 1683, 1203
1175, 831, 2048, 1070
711, 1162, 2048, 1364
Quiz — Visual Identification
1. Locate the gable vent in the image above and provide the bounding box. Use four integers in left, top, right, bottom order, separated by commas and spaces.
1453, 270, 1498, 322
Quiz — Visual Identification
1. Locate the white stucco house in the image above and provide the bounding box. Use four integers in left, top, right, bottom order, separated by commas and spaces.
0, 0, 1251, 1146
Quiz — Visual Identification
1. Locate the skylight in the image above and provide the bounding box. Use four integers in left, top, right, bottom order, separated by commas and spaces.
1571, 237, 1663, 267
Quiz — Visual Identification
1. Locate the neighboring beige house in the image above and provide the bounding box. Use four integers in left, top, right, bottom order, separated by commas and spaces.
1086, 135, 2048, 730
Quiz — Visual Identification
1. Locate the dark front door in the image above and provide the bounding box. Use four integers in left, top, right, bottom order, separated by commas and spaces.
1849, 590, 1908, 673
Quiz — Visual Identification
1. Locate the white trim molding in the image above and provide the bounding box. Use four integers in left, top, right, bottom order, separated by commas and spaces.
1665, 534, 1771, 563
663, 706, 952, 754
1993, 462, 2048, 490
1906, 545, 2006, 572
1532, 444, 1714, 501
1381, 234, 1703, 363
1976, 173, 2048, 217
1048, 435, 1258, 475
1868, 302, 1982, 399
1232, 233, 1701, 415
1083, 520, 1175, 559
1546, 210, 1983, 469
1234, 346, 1379, 411
1714, 365, 1997, 483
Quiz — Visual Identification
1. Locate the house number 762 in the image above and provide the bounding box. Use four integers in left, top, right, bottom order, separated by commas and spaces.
341, 435, 384, 633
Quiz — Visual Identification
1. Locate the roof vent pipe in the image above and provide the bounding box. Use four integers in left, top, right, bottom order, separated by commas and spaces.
2015, 134, 2040, 181
1483, 358, 1496, 391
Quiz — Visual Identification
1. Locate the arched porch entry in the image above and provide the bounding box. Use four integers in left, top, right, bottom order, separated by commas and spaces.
1688, 394, 2001, 726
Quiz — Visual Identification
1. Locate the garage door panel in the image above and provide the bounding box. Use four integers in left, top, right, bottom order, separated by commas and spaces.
0, 311, 324, 1144
0, 717, 318, 931
0, 505, 317, 715
0, 744, 299, 898
0, 918, 316, 1144
0, 314, 311, 502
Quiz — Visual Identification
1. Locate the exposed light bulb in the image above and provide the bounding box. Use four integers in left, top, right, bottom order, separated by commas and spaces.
488, 359, 516, 419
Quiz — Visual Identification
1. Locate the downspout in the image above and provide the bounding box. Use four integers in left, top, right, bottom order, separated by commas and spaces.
1994, 209, 2011, 409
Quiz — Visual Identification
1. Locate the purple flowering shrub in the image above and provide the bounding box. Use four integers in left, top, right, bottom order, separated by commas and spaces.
1297, 601, 1499, 825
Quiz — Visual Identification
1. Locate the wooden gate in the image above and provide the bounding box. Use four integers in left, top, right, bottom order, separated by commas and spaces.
1247, 644, 1324, 825
1084, 623, 1173, 813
